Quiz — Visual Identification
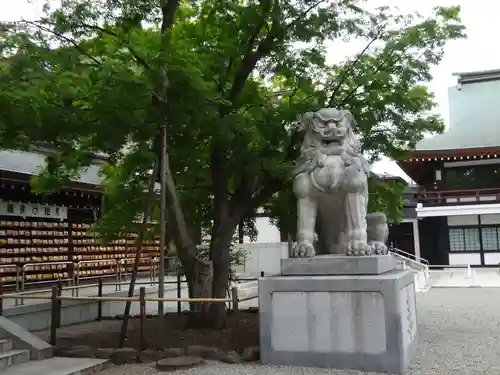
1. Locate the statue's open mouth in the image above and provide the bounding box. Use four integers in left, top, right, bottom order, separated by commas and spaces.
322, 139, 340, 146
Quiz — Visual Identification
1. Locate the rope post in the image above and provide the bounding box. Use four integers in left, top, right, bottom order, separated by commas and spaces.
0, 282, 3, 316
56, 281, 63, 328
0, 281, 3, 316
115, 261, 120, 291
50, 286, 58, 346
231, 286, 239, 313
97, 278, 103, 321
471, 268, 478, 286
139, 287, 146, 350
176, 273, 181, 316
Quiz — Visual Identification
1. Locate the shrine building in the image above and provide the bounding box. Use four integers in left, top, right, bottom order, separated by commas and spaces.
0, 145, 160, 289
397, 68, 500, 267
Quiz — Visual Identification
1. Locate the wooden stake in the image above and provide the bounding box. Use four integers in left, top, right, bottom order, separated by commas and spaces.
176, 273, 181, 315
117, 159, 159, 348
139, 287, 146, 350
158, 124, 167, 349
231, 286, 239, 313
97, 278, 103, 321
50, 286, 58, 346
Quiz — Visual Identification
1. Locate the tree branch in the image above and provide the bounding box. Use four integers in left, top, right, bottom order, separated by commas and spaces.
217, 0, 326, 219
327, 26, 385, 107
339, 15, 434, 107
19, 20, 102, 66
226, 0, 326, 106
65, 22, 153, 72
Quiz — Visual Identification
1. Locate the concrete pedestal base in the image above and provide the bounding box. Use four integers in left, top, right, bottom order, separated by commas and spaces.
259, 270, 418, 374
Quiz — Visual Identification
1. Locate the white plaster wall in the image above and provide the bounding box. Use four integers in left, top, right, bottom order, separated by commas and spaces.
243, 217, 281, 243
480, 214, 500, 225
234, 242, 288, 277
449, 253, 481, 266
236, 217, 285, 277
484, 253, 500, 266
447, 215, 479, 226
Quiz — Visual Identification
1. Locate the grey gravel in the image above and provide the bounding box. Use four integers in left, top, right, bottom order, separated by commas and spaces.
97, 288, 500, 375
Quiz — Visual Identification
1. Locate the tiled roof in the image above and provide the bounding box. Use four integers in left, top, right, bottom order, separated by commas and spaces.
0, 149, 103, 186
0, 149, 162, 192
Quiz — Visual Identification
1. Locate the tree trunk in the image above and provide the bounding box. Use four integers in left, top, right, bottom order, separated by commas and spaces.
160, 148, 220, 327
279, 226, 288, 242
183, 258, 213, 327
238, 221, 244, 243
208, 216, 240, 328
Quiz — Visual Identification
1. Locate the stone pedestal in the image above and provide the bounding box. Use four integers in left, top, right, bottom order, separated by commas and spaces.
281, 254, 396, 275
259, 256, 418, 374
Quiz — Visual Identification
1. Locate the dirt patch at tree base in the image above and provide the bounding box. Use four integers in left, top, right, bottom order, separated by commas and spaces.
36, 311, 259, 352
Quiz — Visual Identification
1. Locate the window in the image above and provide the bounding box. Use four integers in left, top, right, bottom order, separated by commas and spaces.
450, 226, 500, 253
449, 228, 466, 252
481, 227, 500, 251
464, 228, 481, 251
448, 227, 481, 252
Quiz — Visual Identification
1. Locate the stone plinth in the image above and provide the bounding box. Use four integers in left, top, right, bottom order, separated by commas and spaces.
259, 270, 418, 374
281, 254, 396, 276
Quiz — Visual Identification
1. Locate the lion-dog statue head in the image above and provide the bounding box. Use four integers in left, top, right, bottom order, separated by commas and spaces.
297, 108, 362, 157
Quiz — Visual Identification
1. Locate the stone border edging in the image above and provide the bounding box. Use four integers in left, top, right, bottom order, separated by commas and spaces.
55, 344, 260, 365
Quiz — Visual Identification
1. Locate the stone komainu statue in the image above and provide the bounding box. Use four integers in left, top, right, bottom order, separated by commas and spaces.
291, 108, 389, 258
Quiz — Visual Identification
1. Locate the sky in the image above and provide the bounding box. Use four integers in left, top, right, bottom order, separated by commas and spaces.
1, 0, 499, 180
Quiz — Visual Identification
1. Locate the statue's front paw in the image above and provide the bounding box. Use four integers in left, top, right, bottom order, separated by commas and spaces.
291, 241, 316, 258
346, 241, 372, 256
370, 241, 388, 255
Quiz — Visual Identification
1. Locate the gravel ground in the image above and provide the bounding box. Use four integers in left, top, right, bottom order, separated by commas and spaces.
96, 288, 500, 375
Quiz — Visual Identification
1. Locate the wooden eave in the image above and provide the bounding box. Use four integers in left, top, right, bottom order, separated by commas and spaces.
399, 146, 500, 163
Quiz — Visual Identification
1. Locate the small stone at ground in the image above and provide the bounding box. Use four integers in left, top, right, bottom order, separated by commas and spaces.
163, 347, 184, 357
139, 349, 164, 363
186, 345, 225, 360
219, 350, 241, 364
111, 347, 138, 364
241, 346, 260, 362
57, 345, 95, 358
95, 348, 115, 359
156, 356, 204, 371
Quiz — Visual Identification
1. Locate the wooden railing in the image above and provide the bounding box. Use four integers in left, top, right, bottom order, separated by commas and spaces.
0, 275, 259, 348
412, 187, 500, 206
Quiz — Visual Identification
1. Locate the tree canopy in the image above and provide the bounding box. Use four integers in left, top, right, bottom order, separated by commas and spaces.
0, 0, 466, 317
